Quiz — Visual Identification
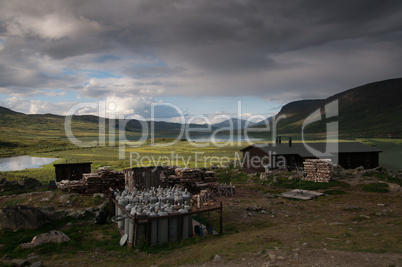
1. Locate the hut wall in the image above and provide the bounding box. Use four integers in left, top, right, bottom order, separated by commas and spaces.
338, 152, 379, 169
242, 147, 303, 173
124, 167, 168, 192
54, 163, 92, 182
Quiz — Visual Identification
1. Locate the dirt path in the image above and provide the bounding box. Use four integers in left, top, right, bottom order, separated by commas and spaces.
188, 249, 402, 266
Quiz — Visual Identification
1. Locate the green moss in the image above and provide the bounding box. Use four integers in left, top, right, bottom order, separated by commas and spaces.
361, 182, 389, 193
273, 179, 350, 190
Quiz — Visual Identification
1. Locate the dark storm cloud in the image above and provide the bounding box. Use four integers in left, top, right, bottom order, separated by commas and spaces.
37, 36, 113, 60
0, 0, 402, 102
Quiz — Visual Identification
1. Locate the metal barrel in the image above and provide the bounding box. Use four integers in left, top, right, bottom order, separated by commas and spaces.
157, 210, 168, 244
148, 211, 158, 246
118, 198, 128, 229
124, 215, 130, 236
168, 211, 178, 241
178, 206, 189, 240
135, 210, 147, 246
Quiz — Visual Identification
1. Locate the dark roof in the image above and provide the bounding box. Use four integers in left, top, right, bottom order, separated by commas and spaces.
241, 142, 381, 158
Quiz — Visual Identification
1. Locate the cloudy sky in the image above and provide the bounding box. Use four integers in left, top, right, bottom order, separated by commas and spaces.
0, 0, 401, 123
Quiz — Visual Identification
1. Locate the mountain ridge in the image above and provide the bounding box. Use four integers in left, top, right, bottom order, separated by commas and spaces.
211, 118, 255, 129
275, 77, 402, 137
1, 77, 401, 153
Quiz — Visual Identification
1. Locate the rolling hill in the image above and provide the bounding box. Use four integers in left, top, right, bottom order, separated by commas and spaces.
1, 77, 401, 156
211, 118, 255, 129
274, 78, 402, 137
0, 107, 209, 156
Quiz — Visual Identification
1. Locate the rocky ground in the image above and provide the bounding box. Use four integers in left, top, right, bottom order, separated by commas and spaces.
0, 167, 401, 267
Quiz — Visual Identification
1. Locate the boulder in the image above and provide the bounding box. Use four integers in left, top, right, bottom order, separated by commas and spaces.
388, 170, 402, 179
30, 261, 44, 267
17, 178, 42, 189
213, 254, 223, 262
94, 208, 109, 224
388, 183, 401, 192
11, 259, 30, 267
355, 166, 365, 172
67, 207, 93, 218
0, 205, 63, 231
58, 193, 78, 203
20, 230, 70, 249
288, 174, 299, 180
332, 164, 348, 178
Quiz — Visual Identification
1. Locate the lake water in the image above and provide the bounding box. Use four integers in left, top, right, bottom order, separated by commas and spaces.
372, 141, 402, 170
188, 134, 265, 143
0, 155, 59, 172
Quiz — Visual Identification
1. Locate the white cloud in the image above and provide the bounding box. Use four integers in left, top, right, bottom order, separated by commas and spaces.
82, 77, 166, 99
105, 94, 152, 117
43, 90, 66, 97
5, 13, 105, 40
29, 100, 45, 114
0, 0, 401, 119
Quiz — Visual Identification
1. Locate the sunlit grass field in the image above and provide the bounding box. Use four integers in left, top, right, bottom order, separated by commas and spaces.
1, 138, 401, 183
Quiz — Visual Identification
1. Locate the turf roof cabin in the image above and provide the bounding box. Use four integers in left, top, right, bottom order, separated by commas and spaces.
240, 141, 381, 173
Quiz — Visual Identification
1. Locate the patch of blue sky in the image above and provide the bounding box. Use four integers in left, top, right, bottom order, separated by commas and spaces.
97, 54, 120, 63
29, 90, 97, 103
0, 93, 11, 101
62, 68, 122, 79
41, 71, 61, 79
133, 60, 167, 68
87, 70, 122, 79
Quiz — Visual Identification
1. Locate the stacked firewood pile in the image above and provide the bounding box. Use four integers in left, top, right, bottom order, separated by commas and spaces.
175, 168, 202, 180
165, 168, 217, 192
59, 168, 125, 194
83, 169, 125, 194
302, 159, 332, 183
203, 171, 217, 182
58, 180, 85, 194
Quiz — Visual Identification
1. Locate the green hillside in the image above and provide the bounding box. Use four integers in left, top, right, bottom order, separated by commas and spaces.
0, 107, 205, 157
274, 78, 402, 138
1, 78, 401, 156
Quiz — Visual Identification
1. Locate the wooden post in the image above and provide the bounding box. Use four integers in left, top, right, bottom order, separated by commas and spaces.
108, 193, 114, 219
132, 214, 137, 247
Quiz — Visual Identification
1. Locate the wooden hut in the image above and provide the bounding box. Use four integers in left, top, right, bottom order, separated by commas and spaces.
240, 142, 381, 173
54, 162, 92, 182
